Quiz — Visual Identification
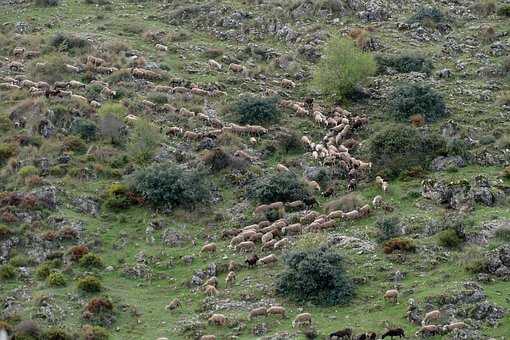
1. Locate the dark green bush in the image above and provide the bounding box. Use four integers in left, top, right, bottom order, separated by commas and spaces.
376, 54, 433, 74
103, 183, 133, 210
0, 143, 16, 163
0, 264, 16, 280
0, 113, 12, 132
390, 84, 447, 122
202, 148, 232, 172
233, 96, 280, 125
368, 125, 445, 178
47, 271, 67, 287
80, 253, 104, 269
35, 260, 61, 280
249, 172, 312, 204
77, 276, 102, 293
35, 0, 59, 6
44, 327, 73, 340
408, 6, 445, 24
50, 32, 89, 52
375, 216, 401, 241
497, 5, 510, 17
383, 238, 416, 254
276, 247, 354, 306
133, 164, 210, 208
70, 118, 97, 141
438, 228, 465, 248
495, 226, 510, 241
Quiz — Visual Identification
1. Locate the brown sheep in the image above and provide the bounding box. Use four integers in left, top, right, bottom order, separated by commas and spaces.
292, 312, 312, 328
201, 243, 217, 254
225, 271, 236, 287
236, 241, 256, 253
229, 63, 244, 73
227, 260, 237, 272
87, 56, 105, 66
249, 307, 267, 319
208, 313, 226, 326
422, 310, 441, 325
262, 239, 277, 250
204, 285, 219, 296
274, 238, 290, 250
415, 325, 440, 337
13, 47, 25, 58
443, 322, 466, 332
384, 289, 399, 304
261, 231, 273, 244
203, 276, 218, 288
267, 305, 286, 317
258, 254, 278, 265
208, 59, 222, 70
200, 336, 216, 340
282, 224, 302, 236
281, 78, 296, 89
165, 298, 181, 310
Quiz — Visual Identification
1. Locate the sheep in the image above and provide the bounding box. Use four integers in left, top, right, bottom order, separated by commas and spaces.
375, 176, 384, 186
65, 64, 80, 73
249, 307, 267, 319
282, 224, 302, 236
71, 94, 88, 103
225, 271, 236, 287
9, 61, 23, 71
443, 322, 467, 332
285, 200, 305, 210
204, 285, 219, 296
208, 59, 222, 70
245, 254, 259, 267
234, 150, 254, 161
422, 310, 441, 325
381, 328, 405, 339
267, 305, 286, 317
204, 276, 218, 288
268, 201, 284, 210
236, 241, 256, 253
87, 56, 105, 66
132, 68, 160, 80
343, 210, 360, 220
384, 289, 399, 304
0, 83, 21, 90
261, 231, 273, 244
358, 204, 371, 217
274, 238, 290, 250
200, 336, 216, 340
281, 78, 296, 89
155, 85, 173, 92
229, 63, 244, 73
201, 243, 217, 254
249, 137, 257, 145
258, 254, 277, 265
415, 325, 440, 337
184, 131, 200, 140
382, 181, 389, 193
208, 314, 226, 326
372, 195, 383, 208
328, 210, 344, 219
191, 87, 208, 96
95, 66, 118, 74
330, 328, 352, 339
356, 332, 377, 340
13, 47, 25, 58
306, 180, 321, 192
101, 87, 116, 99
276, 163, 290, 172
179, 108, 195, 117
292, 313, 312, 328
165, 298, 181, 310
68, 80, 86, 88
155, 44, 168, 51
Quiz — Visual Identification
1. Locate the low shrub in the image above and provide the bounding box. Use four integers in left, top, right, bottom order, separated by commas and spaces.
28, 53, 72, 83
376, 54, 433, 74
18, 165, 38, 178
132, 164, 210, 208
437, 228, 465, 248
83, 298, 115, 327
62, 136, 87, 153
77, 276, 102, 293
389, 84, 447, 122
497, 5, 510, 17
375, 216, 401, 241
71, 118, 97, 141
313, 37, 376, 99
0, 113, 12, 132
103, 183, 135, 210
471, 0, 496, 16
69, 245, 90, 261
276, 247, 354, 306
248, 172, 312, 204
80, 253, 104, 269
0, 143, 16, 163
47, 271, 67, 287
458, 246, 488, 273
44, 327, 73, 340
35, 260, 61, 280
128, 119, 162, 164
0, 264, 16, 280
408, 6, 445, 25
383, 238, 416, 254
50, 32, 89, 52
81, 325, 109, 340
232, 96, 280, 125
202, 148, 232, 172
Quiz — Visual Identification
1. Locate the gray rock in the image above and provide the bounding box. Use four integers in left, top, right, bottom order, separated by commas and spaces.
71, 197, 100, 216
431, 156, 465, 171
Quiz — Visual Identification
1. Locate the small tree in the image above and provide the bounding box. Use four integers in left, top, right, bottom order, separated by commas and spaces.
390, 84, 447, 123
249, 172, 312, 204
276, 247, 354, 306
313, 37, 376, 99
70, 118, 97, 141
233, 96, 280, 125
128, 119, 162, 164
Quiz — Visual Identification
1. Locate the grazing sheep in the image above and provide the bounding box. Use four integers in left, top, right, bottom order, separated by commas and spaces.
382, 181, 389, 193
276, 163, 290, 172
200, 336, 216, 340
9, 61, 23, 71
343, 210, 360, 220
68, 80, 86, 88
443, 322, 466, 332
422, 310, 441, 325
229, 63, 244, 73
261, 231, 273, 244
245, 254, 259, 267
208, 314, 226, 326
71, 94, 88, 103
381, 328, 405, 339
258, 254, 277, 265
375, 176, 384, 186
13, 47, 25, 58
274, 238, 290, 250
372, 195, 383, 208
267, 305, 286, 317
201, 243, 217, 254
204, 285, 219, 296
184, 131, 200, 140
384, 289, 399, 303
249, 307, 267, 319
328, 210, 344, 219
415, 325, 440, 337
236, 241, 256, 253
208, 59, 222, 70
203, 276, 218, 288
356, 332, 376, 340
87, 55, 105, 66
165, 298, 181, 310
65, 64, 80, 73
281, 79, 296, 89
330, 328, 352, 339
155, 44, 168, 51
225, 271, 236, 287
228, 260, 237, 272
249, 137, 257, 145
191, 87, 208, 96
292, 313, 312, 328
262, 239, 277, 250
306, 180, 321, 192
282, 224, 302, 236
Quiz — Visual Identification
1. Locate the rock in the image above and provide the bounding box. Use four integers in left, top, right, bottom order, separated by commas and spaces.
71, 197, 99, 216
182, 255, 194, 265
33, 186, 57, 210
469, 301, 505, 325
437, 68, 453, 78
252, 323, 268, 336
162, 229, 189, 247
198, 137, 216, 150
422, 179, 473, 211
431, 156, 465, 171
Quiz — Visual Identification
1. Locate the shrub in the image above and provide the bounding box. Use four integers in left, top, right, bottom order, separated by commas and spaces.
62, 136, 86, 153
128, 119, 162, 164
438, 228, 464, 248
494, 226, 510, 242
9, 255, 32, 267
389, 84, 447, 122
146, 92, 168, 105
81, 325, 109, 340
248, 172, 312, 204
18, 165, 38, 178
47, 271, 67, 287
375, 216, 401, 241
27, 53, 72, 83
132, 164, 210, 208
69, 245, 90, 261
408, 6, 445, 25
0, 113, 12, 132
77, 276, 102, 293
14, 320, 41, 339
71, 119, 97, 141
471, 0, 496, 16
35, 260, 60, 280
313, 37, 376, 99
44, 327, 73, 340
497, 5, 510, 17
83, 298, 114, 326
276, 247, 354, 306
50, 32, 89, 52
458, 246, 488, 273
0, 143, 16, 163
103, 183, 134, 210
0, 264, 16, 280
80, 253, 104, 269
376, 54, 433, 74
232, 96, 280, 125
383, 238, 416, 254
35, 0, 59, 6
368, 125, 445, 178
202, 148, 232, 172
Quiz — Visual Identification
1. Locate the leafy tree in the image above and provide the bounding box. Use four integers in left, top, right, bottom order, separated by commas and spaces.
249, 172, 312, 204
390, 84, 447, 122
233, 96, 280, 125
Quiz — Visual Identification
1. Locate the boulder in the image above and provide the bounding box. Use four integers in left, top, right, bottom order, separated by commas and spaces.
431, 156, 465, 171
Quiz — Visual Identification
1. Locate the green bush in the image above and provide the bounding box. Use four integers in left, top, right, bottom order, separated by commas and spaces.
0, 143, 16, 163
35, 260, 61, 280
81, 325, 109, 340
133, 163, 210, 208
62, 136, 87, 153
71, 118, 97, 141
375, 216, 401, 241
18, 165, 39, 178
313, 37, 376, 99
389, 84, 447, 122
497, 5, 510, 17
368, 125, 445, 178
50, 32, 89, 52
44, 327, 73, 340
494, 226, 510, 242
128, 119, 162, 164
103, 183, 132, 210
0, 113, 12, 132
232, 96, 280, 125
77, 276, 102, 293
0, 264, 16, 280
80, 253, 104, 269
248, 172, 312, 204
28, 54, 72, 83
408, 6, 445, 24
438, 228, 464, 248
276, 247, 354, 306
48, 271, 67, 287
383, 238, 416, 254
376, 54, 433, 74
